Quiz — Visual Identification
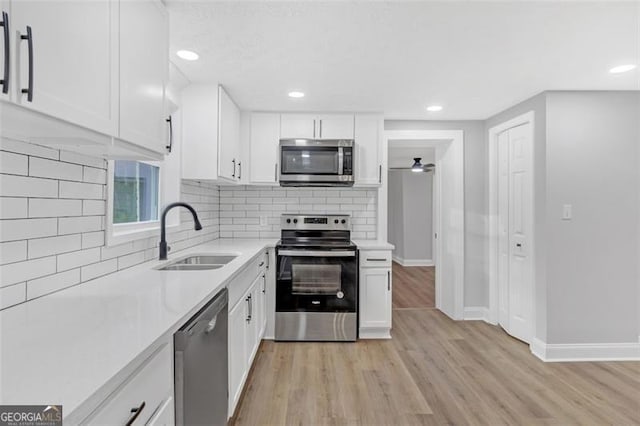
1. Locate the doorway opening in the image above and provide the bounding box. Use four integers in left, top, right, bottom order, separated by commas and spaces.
388, 147, 436, 309
379, 130, 464, 320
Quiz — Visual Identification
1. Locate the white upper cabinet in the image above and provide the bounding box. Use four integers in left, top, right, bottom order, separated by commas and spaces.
119, 0, 168, 155
218, 86, 241, 182
280, 113, 315, 139
317, 114, 354, 139
10, 0, 118, 136
249, 112, 280, 184
181, 84, 219, 180
280, 113, 354, 140
354, 114, 383, 186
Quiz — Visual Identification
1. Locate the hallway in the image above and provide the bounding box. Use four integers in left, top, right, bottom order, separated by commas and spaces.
392, 262, 435, 309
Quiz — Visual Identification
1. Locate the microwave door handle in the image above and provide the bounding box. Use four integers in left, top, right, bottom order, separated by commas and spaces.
338, 147, 344, 175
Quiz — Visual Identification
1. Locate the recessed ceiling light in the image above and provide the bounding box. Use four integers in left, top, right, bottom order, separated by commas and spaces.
176, 50, 199, 61
609, 64, 636, 74
288, 91, 305, 98
426, 105, 443, 112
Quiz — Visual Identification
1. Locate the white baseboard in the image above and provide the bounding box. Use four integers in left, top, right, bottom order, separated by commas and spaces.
530, 337, 640, 362
359, 328, 391, 339
463, 306, 492, 322
392, 255, 434, 267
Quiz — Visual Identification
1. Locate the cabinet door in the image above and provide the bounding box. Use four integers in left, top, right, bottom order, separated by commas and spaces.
218, 86, 241, 181
119, 0, 168, 154
228, 298, 248, 416
280, 113, 315, 139
360, 268, 392, 329
354, 114, 383, 185
11, 0, 118, 135
146, 397, 173, 426
317, 114, 354, 139
256, 272, 267, 338
249, 113, 280, 184
245, 278, 260, 364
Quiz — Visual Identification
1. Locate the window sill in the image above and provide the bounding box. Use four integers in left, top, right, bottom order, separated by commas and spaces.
106, 222, 180, 247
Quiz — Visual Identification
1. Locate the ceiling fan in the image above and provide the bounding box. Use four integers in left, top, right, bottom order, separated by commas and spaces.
389, 157, 435, 173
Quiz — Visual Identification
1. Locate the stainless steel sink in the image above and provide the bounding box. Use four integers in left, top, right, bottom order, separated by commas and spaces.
156, 254, 238, 271
159, 264, 224, 271
172, 255, 237, 265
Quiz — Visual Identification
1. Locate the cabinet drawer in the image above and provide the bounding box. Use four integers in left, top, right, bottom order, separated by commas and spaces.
84, 344, 172, 425
228, 250, 268, 308
359, 251, 392, 268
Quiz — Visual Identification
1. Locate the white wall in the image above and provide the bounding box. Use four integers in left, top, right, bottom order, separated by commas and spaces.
385, 120, 487, 308
0, 138, 220, 310
388, 170, 433, 264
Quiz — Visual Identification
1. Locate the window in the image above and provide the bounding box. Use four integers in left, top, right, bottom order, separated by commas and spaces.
106, 158, 180, 246
113, 161, 160, 224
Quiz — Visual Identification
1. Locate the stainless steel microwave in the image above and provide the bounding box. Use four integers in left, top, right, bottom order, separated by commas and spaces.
279, 139, 354, 187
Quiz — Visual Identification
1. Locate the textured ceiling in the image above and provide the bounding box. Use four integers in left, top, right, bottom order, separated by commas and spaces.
168, 1, 640, 120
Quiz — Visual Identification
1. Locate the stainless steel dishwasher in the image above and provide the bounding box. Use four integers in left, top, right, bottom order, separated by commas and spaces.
174, 288, 228, 426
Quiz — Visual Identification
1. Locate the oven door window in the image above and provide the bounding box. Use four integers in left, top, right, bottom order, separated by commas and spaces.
291, 264, 341, 295
281, 147, 338, 175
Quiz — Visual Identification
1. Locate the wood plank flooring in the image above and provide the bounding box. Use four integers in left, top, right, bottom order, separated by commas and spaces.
392, 262, 435, 309
232, 310, 640, 425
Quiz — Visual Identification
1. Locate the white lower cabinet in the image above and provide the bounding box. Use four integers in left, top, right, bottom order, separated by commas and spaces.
359, 249, 393, 339
228, 252, 268, 418
83, 343, 172, 425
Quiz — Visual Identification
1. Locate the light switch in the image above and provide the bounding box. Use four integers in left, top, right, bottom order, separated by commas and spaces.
562, 204, 572, 220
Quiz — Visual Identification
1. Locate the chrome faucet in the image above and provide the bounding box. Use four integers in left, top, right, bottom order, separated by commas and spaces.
159, 202, 203, 260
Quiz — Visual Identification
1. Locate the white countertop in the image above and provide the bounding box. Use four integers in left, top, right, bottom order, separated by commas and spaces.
0, 239, 276, 422
353, 239, 395, 250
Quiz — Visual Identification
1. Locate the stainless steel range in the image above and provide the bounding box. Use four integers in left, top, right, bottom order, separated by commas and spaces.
275, 214, 358, 341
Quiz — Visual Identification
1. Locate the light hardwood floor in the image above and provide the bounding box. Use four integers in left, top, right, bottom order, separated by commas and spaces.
392, 262, 435, 309
231, 272, 640, 425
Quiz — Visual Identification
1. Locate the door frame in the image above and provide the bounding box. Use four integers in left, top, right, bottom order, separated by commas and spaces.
488, 111, 536, 333
379, 130, 465, 320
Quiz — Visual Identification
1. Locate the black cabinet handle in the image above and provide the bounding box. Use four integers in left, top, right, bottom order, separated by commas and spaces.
165, 116, 173, 153
274, 163, 278, 182
0, 11, 9, 94
20, 25, 33, 102
379, 165, 382, 183
387, 270, 391, 291
232, 159, 236, 178
125, 401, 145, 426
238, 161, 241, 180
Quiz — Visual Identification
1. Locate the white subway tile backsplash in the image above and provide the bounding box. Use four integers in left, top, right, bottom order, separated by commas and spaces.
0, 174, 58, 198
81, 231, 104, 249
0, 151, 28, 175
81, 258, 118, 281
27, 269, 80, 299
59, 151, 106, 169
0, 140, 220, 310
82, 200, 106, 216
0, 282, 26, 309
0, 139, 58, 160
28, 234, 82, 259
0, 218, 58, 242
58, 216, 102, 235
0, 241, 27, 265
59, 181, 103, 200
0, 198, 28, 219
29, 199, 82, 218
57, 247, 101, 271
0, 256, 56, 287
83, 166, 107, 184
29, 157, 83, 181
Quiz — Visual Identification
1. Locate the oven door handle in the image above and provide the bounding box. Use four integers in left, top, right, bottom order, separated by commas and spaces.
278, 250, 356, 257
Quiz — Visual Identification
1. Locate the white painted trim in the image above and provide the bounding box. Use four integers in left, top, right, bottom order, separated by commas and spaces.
392, 255, 434, 267
488, 112, 536, 335
359, 328, 391, 339
463, 306, 494, 323
530, 338, 640, 362
380, 129, 464, 321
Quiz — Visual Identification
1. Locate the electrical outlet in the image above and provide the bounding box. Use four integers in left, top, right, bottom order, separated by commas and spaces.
562, 204, 572, 220
260, 215, 268, 227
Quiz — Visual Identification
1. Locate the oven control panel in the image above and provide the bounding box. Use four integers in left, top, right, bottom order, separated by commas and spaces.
281, 214, 351, 231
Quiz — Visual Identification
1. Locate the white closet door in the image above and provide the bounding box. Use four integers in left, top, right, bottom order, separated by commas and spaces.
497, 122, 533, 344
